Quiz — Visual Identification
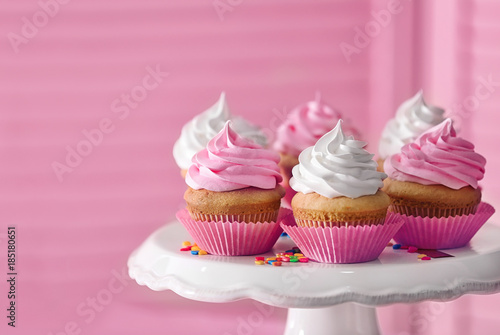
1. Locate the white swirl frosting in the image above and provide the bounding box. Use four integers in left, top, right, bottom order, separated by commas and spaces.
173, 92, 268, 170
290, 120, 387, 199
378, 90, 445, 160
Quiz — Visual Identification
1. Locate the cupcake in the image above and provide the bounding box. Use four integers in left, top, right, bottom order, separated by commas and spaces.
173, 92, 267, 177
384, 118, 494, 249
378, 90, 445, 171
290, 120, 389, 227
184, 121, 285, 223
384, 119, 484, 217
281, 120, 403, 263
273, 92, 360, 205
177, 121, 289, 256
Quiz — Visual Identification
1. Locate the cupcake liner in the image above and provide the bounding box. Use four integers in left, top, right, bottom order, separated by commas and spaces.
294, 217, 386, 228
390, 203, 478, 218
281, 213, 404, 264
189, 210, 280, 224
393, 202, 495, 249
176, 208, 295, 256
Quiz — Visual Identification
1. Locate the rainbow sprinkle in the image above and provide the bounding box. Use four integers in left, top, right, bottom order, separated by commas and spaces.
179, 241, 311, 265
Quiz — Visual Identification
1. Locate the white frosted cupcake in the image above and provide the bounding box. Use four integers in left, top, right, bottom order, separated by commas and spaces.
378, 90, 445, 171
173, 92, 267, 177
273, 92, 360, 206
282, 120, 403, 263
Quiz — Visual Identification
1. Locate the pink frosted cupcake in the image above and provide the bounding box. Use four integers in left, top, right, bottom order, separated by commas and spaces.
177, 121, 290, 256
273, 93, 360, 206
173, 92, 267, 177
281, 120, 403, 263
384, 119, 495, 249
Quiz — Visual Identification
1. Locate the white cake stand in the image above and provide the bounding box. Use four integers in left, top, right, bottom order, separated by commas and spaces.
128, 220, 500, 335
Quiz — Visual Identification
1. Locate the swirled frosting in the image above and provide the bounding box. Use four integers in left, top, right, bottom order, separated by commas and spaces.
173, 92, 268, 170
290, 120, 386, 199
273, 93, 360, 157
378, 90, 445, 160
186, 121, 282, 192
384, 119, 486, 189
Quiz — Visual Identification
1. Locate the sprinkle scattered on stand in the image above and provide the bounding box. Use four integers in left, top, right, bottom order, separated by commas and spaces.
180, 241, 210, 256
251, 246, 309, 266
391, 242, 434, 261
408, 246, 418, 253
181, 241, 311, 266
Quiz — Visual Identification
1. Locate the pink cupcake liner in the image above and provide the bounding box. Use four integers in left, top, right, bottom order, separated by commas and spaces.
190, 210, 280, 224
176, 208, 295, 256
390, 203, 478, 218
393, 202, 495, 249
294, 217, 386, 228
281, 213, 404, 264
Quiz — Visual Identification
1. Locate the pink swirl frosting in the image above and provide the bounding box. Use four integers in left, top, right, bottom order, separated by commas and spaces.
273, 93, 360, 157
186, 121, 283, 192
384, 119, 486, 189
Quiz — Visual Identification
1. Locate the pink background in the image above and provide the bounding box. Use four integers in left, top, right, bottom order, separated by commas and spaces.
1, 0, 500, 334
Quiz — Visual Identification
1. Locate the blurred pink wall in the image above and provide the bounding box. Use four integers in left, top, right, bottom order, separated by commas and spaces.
1, 0, 499, 334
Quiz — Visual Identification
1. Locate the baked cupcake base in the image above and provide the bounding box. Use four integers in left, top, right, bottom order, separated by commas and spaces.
278, 152, 299, 208
176, 208, 294, 256
393, 202, 494, 249
184, 186, 285, 223
376, 158, 385, 172
383, 179, 482, 218
281, 213, 404, 264
291, 190, 391, 227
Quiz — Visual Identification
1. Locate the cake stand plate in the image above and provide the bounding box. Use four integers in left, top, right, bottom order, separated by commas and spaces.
128, 220, 500, 335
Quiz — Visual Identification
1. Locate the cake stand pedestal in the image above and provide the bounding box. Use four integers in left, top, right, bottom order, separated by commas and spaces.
128, 220, 500, 335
